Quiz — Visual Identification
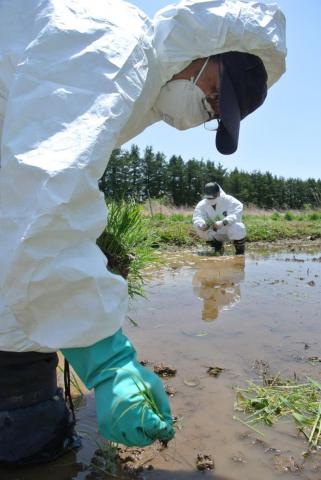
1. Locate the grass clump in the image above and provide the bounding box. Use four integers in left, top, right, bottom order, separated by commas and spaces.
153, 213, 167, 221
308, 212, 321, 221
284, 211, 295, 221
235, 377, 321, 447
97, 201, 157, 298
271, 212, 281, 221
169, 213, 186, 222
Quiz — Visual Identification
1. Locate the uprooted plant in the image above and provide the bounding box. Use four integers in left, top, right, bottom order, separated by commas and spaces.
235, 376, 321, 448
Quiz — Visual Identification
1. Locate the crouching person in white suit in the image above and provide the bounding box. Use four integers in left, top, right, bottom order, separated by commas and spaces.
193, 183, 246, 255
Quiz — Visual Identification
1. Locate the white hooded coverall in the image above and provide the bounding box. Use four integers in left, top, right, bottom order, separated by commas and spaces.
0, 0, 286, 353
193, 186, 246, 242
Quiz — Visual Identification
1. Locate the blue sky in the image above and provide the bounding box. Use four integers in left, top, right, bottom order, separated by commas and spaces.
123, 0, 321, 180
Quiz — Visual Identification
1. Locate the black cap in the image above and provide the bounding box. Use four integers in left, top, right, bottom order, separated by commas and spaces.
204, 182, 220, 199
216, 52, 268, 155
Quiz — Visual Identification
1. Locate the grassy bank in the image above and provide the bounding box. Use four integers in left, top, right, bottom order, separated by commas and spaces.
147, 211, 321, 247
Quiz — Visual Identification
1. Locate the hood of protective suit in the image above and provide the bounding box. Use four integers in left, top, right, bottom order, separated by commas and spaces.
206, 184, 225, 206
154, 0, 286, 87
117, 0, 286, 145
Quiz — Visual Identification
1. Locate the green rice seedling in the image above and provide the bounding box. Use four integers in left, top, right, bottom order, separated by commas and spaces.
79, 432, 120, 478
97, 200, 158, 298
90, 440, 120, 478
102, 368, 164, 438
235, 377, 321, 447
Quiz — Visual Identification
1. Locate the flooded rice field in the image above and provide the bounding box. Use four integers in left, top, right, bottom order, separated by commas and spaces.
3, 248, 321, 480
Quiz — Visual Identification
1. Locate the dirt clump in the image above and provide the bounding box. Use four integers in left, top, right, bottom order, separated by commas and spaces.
206, 366, 224, 377
154, 362, 177, 377
164, 383, 176, 396
139, 359, 152, 366
196, 453, 215, 471
273, 454, 302, 472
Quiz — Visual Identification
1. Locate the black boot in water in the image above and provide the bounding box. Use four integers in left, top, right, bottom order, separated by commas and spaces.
207, 239, 224, 255
0, 351, 81, 465
234, 238, 246, 255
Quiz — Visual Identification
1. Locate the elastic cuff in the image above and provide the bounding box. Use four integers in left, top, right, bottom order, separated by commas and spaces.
62, 329, 136, 389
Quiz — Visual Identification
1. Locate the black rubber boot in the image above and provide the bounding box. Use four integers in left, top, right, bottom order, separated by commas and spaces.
234, 238, 246, 255
0, 351, 81, 465
207, 239, 224, 255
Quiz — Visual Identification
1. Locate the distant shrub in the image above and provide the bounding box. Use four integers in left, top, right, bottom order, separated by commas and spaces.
303, 203, 312, 210
271, 212, 281, 221
308, 212, 321, 221
284, 211, 295, 221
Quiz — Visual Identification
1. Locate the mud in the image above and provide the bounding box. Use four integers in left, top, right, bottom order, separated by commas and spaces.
2, 247, 321, 480
154, 363, 177, 378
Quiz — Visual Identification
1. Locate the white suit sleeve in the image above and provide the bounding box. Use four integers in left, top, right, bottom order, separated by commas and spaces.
193, 202, 207, 229
224, 196, 243, 225
0, 4, 149, 350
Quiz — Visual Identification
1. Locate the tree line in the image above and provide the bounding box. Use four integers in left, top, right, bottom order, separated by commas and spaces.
99, 145, 321, 209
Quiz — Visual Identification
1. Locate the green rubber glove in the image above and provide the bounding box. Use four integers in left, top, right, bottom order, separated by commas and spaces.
62, 329, 174, 447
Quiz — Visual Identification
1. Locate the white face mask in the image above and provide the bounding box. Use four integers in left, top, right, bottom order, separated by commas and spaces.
207, 197, 220, 206
153, 57, 215, 131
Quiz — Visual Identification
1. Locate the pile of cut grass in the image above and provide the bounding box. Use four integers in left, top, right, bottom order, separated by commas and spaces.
235, 377, 321, 447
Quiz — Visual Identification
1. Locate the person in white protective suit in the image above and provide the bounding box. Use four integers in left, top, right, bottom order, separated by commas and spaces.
0, 0, 286, 464
193, 182, 246, 254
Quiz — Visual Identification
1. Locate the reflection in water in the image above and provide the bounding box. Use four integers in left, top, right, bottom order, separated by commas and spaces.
192, 256, 245, 321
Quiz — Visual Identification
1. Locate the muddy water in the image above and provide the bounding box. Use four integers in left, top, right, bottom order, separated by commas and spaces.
2, 250, 321, 480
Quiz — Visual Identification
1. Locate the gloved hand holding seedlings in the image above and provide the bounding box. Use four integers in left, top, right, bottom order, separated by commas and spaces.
214, 220, 224, 230
199, 222, 209, 231
62, 329, 174, 447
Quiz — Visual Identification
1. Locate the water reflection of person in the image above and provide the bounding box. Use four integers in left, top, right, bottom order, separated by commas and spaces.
193, 256, 245, 322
